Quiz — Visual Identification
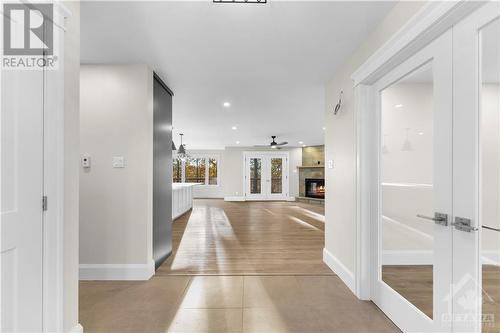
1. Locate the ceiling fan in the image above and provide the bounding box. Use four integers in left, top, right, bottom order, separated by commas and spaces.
254, 136, 288, 149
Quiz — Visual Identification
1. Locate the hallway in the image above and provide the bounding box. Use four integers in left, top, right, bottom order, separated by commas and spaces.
79, 200, 399, 332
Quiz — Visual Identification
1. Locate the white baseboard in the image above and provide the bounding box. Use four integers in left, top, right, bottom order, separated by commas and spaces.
79, 259, 155, 280
224, 196, 245, 201
68, 323, 83, 333
287, 196, 296, 201
382, 250, 433, 265
482, 251, 500, 265
323, 248, 356, 294
380, 250, 500, 266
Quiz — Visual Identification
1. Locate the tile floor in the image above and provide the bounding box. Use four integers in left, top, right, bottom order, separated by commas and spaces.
80, 275, 400, 333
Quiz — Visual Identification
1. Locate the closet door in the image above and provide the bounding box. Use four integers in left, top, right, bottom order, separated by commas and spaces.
1, 53, 44, 332
453, 2, 500, 332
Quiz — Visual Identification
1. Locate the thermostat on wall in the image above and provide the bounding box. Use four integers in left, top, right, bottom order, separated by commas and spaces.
112, 156, 125, 168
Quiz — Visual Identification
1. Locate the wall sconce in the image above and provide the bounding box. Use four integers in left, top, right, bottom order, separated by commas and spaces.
333, 91, 343, 115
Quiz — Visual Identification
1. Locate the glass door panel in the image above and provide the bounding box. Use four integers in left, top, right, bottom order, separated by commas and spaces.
270, 158, 283, 194
249, 157, 262, 194
380, 64, 435, 319
480, 16, 500, 333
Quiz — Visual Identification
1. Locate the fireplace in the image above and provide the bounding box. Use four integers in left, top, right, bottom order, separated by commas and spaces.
305, 178, 325, 199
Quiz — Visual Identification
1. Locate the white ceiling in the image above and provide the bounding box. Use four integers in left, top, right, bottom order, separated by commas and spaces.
81, 1, 396, 149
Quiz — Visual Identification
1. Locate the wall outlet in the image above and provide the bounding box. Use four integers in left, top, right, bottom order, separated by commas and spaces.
82, 155, 91, 168
328, 160, 334, 169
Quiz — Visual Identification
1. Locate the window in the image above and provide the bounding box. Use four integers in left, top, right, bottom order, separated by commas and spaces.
172, 158, 182, 183
209, 158, 218, 185
185, 158, 206, 184
172, 156, 219, 185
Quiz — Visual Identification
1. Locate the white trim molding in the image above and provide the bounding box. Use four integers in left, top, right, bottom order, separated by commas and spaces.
352, 1, 484, 85
323, 248, 356, 294
69, 324, 84, 333
224, 196, 246, 202
79, 259, 155, 281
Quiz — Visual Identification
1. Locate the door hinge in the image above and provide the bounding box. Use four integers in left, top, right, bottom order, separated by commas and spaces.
42, 196, 48, 211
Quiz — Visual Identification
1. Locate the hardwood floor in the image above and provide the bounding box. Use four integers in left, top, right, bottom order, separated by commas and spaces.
382, 264, 500, 332
157, 199, 332, 275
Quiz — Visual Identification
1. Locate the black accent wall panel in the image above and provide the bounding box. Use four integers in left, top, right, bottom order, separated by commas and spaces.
153, 73, 173, 269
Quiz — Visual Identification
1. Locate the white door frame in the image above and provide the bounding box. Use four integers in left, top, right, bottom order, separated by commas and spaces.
243, 151, 290, 201
352, 0, 485, 302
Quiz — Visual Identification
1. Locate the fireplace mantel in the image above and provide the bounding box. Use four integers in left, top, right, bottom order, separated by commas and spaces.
297, 165, 324, 169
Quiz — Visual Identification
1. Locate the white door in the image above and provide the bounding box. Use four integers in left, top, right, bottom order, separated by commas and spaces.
372, 29, 453, 332
1, 69, 44, 329
245, 153, 289, 200
453, 2, 500, 332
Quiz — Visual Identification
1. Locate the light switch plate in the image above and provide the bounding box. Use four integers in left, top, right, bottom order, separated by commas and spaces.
328, 160, 334, 169
112, 156, 125, 168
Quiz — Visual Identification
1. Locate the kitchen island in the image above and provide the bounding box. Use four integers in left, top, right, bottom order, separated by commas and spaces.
172, 183, 200, 220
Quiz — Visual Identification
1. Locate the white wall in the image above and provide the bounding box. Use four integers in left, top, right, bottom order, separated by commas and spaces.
79, 65, 154, 275
324, 1, 426, 274
185, 147, 302, 199
63, 1, 80, 331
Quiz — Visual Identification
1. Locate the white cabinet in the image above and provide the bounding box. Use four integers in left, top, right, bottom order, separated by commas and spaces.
172, 183, 198, 220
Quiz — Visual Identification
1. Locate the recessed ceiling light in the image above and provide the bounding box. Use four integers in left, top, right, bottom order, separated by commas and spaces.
231, 126, 237, 130
298, 141, 303, 144
223, 102, 231, 108
322, 127, 326, 130
418, 131, 424, 136
236, 141, 240, 144
395, 104, 403, 108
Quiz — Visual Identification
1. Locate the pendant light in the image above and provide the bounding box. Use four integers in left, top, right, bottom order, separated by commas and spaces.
176, 133, 189, 161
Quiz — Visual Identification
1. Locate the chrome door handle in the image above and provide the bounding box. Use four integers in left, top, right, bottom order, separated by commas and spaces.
416, 212, 448, 226
452, 217, 478, 232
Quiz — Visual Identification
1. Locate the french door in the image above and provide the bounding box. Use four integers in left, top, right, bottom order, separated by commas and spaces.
454, 3, 500, 332
244, 152, 289, 200
372, 2, 500, 332
372, 28, 453, 333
